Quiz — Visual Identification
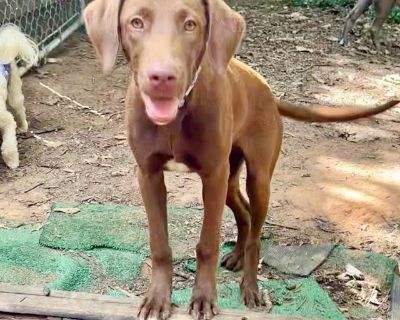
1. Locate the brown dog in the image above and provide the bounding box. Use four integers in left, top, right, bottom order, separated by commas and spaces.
84, 0, 399, 319
339, 0, 400, 49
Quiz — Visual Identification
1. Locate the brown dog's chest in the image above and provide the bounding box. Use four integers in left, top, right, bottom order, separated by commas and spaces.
129, 107, 229, 174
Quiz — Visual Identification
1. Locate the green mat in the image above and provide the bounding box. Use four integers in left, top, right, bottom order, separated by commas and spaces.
0, 202, 396, 319
324, 246, 397, 290
0, 227, 93, 291
40, 203, 206, 261
173, 279, 344, 319
40, 203, 148, 253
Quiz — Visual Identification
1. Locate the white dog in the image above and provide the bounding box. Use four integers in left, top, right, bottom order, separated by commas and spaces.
0, 24, 39, 169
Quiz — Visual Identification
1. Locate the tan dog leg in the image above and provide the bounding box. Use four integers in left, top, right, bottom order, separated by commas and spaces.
0, 77, 19, 169
7, 62, 28, 133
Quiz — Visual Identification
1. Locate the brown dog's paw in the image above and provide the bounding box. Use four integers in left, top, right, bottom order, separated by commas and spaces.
138, 291, 172, 320
220, 249, 244, 272
188, 291, 219, 320
240, 279, 264, 309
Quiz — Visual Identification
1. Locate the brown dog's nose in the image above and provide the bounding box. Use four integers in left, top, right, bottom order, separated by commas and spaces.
148, 65, 177, 90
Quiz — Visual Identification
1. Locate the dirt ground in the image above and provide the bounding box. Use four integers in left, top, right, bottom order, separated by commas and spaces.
0, 0, 399, 319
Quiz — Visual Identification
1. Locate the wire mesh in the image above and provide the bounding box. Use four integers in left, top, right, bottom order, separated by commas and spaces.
0, 0, 85, 59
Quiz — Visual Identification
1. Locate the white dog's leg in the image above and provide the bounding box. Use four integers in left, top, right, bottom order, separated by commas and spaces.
0, 77, 19, 169
7, 61, 28, 133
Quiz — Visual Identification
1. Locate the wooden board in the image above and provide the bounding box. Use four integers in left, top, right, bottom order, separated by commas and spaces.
0, 284, 306, 320
392, 274, 400, 320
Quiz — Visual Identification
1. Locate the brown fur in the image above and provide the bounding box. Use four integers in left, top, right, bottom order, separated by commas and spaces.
84, 0, 399, 319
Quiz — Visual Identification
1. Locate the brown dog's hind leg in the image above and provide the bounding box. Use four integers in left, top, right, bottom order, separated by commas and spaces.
221, 148, 250, 272
240, 165, 271, 308
240, 116, 282, 308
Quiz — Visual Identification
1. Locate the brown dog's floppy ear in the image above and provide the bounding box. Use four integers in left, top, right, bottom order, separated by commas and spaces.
208, 0, 245, 74
84, 0, 120, 74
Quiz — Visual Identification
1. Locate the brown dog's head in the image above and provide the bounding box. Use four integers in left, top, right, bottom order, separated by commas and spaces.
84, 0, 245, 125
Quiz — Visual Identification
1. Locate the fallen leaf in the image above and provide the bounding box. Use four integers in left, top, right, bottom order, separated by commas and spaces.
257, 275, 269, 282
258, 257, 264, 271
383, 74, 400, 85
295, 46, 314, 53
368, 288, 381, 306
311, 74, 325, 84
84, 156, 99, 164
54, 208, 80, 215
327, 36, 339, 42
271, 200, 283, 208
346, 264, 365, 281
356, 45, 375, 54
111, 171, 128, 177
114, 134, 126, 141
47, 58, 62, 64
42, 96, 60, 106
289, 12, 309, 21
314, 217, 336, 233
43, 140, 63, 148
261, 290, 273, 313
33, 134, 63, 148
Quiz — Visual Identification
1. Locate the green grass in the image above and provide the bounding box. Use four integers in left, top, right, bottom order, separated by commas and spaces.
387, 7, 400, 23
290, 0, 400, 23
290, 0, 353, 8
366, 6, 400, 24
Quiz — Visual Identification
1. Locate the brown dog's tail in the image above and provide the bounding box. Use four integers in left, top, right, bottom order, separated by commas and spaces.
277, 100, 399, 122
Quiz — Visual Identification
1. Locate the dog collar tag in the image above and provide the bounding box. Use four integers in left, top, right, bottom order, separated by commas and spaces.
0, 63, 11, 82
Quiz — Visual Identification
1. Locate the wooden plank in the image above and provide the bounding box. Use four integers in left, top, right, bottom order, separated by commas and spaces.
0, 283, 133, 304
0, 315, 47, 320
391, 274, 400, 320
0, 284, 306, 320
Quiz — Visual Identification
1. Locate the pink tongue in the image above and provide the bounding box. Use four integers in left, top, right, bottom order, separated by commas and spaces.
142, 94, 179, 125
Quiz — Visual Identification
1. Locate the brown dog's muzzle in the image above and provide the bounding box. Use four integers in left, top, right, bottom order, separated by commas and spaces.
117, 0, 211, 125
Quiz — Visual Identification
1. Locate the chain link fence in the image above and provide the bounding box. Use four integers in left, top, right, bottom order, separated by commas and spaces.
0, 0, 86, 71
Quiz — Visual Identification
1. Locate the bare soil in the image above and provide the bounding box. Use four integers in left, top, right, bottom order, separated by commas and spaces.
0, 1, 399, 319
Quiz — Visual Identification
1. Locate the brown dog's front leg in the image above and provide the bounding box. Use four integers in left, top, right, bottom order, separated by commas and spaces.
137, 169, 172, 320
189, 164, 229, 320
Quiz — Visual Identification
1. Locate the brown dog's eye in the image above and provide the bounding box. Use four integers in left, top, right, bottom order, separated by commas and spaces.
184, 19, 197, 32
131, 17, 144, 29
